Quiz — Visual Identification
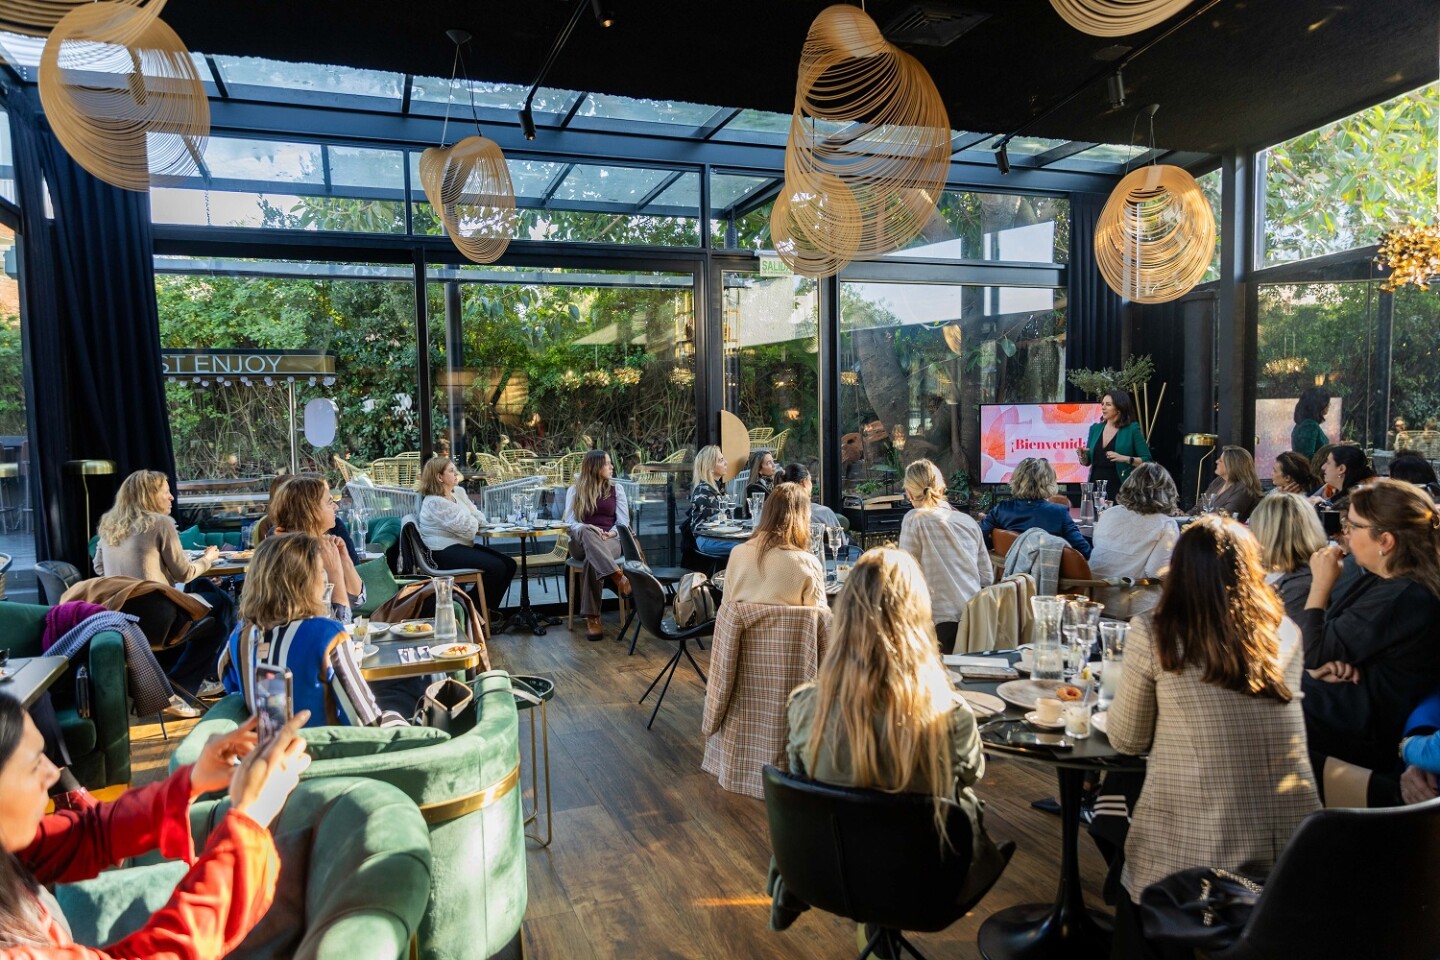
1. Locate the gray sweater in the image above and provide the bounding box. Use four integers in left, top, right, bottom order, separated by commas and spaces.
93, 514, 211, 585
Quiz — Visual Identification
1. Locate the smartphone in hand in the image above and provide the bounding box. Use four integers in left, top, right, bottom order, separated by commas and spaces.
253, 664, 294, 749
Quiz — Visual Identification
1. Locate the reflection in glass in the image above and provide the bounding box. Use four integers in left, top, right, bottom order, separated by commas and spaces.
839, 281, 1066, 498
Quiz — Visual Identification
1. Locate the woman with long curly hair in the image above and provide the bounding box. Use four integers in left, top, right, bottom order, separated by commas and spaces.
1107, 516, 1318, 958
786, 548, 1004, 904
95, 469, 218, 584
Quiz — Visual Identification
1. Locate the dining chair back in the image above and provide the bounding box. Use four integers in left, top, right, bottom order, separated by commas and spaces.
763, 765, 1013, 960
36, 560, 84, 605
629, 567, 713, 728
399, 516, 490, 618
1198, 797, 1440, 960
990, 527, 1105, 596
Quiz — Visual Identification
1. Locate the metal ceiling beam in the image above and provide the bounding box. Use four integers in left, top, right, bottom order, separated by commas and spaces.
1032, 141, 1098, 167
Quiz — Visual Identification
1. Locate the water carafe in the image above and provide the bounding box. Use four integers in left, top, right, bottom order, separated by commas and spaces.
1079, 482, 1095, 523
1030, 595, 1065, 682
432, 576, 458, 643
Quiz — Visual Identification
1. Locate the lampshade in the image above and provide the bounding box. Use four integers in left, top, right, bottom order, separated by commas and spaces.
418, 135, 518, 265
1049, 0, 1195, 37
772, 4, 950, 278
771, 174, 863, 278
1094, 163, 1216, 304
0, 0, 162, 41
39, 1, 208, 192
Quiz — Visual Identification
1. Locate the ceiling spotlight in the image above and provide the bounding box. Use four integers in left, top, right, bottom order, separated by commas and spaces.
588, 0, 615, 27
995, 139, 1011, 175
1106, 68, 1126, 109
519, 103, 537, 140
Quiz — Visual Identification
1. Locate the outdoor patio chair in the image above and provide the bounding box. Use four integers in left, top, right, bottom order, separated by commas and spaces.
345, 481, 422, 522
34, 559, 83, 606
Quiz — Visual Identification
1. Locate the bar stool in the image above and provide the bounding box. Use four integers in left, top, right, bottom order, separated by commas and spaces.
511, 674, 555, 847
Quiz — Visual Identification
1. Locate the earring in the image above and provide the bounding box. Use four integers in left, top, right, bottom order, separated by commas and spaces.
1380, 548, 1388, 557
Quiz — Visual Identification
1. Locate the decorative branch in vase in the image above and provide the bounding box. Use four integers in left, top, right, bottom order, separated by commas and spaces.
1067, 354, 1166, 445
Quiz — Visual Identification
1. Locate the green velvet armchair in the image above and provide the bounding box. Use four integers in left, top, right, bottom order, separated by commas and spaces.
0, 602, 130, 789
56, 776, 432, 960
173, 671, 527, 960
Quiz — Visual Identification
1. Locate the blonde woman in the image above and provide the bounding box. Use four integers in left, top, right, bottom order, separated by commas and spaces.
723, 483, 826, 607
415, 456, 516, 609
94, 469, 218, 584
687, 444, 739, 559
898, 460, 991, 653
1249, 491, 1328, 623
270, 475, 366, 616
979, 457, 1091, 558
221, 533, 405, 728
94, 469, 229, 701
563, 450, 632, 640
786, 548, 1004, 904
1193, 445, 1263, 521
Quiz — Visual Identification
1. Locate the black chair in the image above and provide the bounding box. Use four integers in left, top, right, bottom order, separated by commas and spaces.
629, 567, 712, 729
1159, 797, 1440, 960
763, 765, 1015, 960
34, 560, 83, 605
616, 525, 695, 652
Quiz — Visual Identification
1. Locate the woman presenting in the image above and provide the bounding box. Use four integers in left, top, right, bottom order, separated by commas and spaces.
1080, 388, 1151, 490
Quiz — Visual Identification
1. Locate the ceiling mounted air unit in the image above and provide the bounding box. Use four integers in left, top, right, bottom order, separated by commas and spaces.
883, 2, 990, 48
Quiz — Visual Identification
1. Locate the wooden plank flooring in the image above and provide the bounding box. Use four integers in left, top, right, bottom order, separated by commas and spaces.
492, 613, 1115, 960
132, 610, 1116, 959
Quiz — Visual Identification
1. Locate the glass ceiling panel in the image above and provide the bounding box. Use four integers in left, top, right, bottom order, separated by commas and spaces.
408, 77, 580, 120
213, 55, 404, 104
406, 152, 563, 202
646, 173, 700, 212
1074, 142, 1143, 164
710, 172, 775, 213
714, 109, 792, 139
202, 137, 325, 184
570, 92, 719, 130
328, 146, 404, 191
553, 164, 674, 206
0, 32, 41, 79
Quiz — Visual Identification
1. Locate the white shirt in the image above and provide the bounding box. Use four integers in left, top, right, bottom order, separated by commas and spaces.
1088, 506, 1180, 619
898, 505, 993, 623
417, 489, 488, 551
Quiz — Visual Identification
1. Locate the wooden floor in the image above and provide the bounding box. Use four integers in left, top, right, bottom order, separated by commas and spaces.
491, 611, 1114, 960
132, 609, 1116, 959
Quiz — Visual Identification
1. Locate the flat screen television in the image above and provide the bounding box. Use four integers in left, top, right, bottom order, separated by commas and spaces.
979, 402, 1103, 484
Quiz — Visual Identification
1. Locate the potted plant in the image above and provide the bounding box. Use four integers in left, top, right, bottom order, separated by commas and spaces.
1067, 354, 1165, 445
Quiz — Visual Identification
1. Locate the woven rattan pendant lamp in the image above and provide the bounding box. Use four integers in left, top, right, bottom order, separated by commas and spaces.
771, 3, 950, 278
39, 0, 207, 192
0, 0, 162, 41
1095, 163, 1215, 303
1049, 0, 1195, 37
418, 30, 517, 265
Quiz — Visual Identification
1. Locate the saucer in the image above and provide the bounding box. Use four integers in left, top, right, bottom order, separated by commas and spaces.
1024, 711, 1066, 731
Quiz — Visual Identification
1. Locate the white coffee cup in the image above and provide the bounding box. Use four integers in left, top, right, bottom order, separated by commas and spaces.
1035, 697, 1062, 724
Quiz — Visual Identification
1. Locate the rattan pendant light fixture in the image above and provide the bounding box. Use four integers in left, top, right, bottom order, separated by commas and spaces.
418, 30, 517, 265
1049, 0, 1195, 37
0, 0, 162, 40
771, 3, 950, 278
1095, 163, 1215, 303
39, 1, 208, 192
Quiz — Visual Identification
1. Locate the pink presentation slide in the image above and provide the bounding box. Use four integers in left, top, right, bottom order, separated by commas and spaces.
980, 403, 1103, 484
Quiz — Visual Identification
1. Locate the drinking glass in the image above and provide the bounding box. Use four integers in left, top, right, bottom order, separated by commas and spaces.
1030, 596, 1065, 682
1099, 622, 1129, 707
511, 492, 529, 526
748, 493, 765, 525
1065, 624, 1097, 679
1063, 699, 1094, 739
809, 522, 827, 569
826, 525, 845, 563
352, 506, 369, 555
351, 617, 370, 660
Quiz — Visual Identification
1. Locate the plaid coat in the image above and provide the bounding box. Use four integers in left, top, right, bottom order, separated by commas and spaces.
1106, 613, 1320, 901
701, 601, 831, 798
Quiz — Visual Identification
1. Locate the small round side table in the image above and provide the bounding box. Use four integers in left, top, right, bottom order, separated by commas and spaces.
511, 674, 556, 847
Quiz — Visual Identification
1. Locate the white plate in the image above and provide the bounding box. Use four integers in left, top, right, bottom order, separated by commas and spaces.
958, 690, 1006, 718
393, 620, 435, 638
996, 679, 1068, 711
427, 641, 480, 660
706, 525, 743, 535
1092, 711, 1109, 735
365, 621, 391, 637
1025, 711, 1066, 730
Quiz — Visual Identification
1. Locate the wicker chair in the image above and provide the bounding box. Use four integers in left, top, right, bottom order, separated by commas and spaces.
346, 482, 423, 522
481, 476, 547, 521
526, 532, 571, 597
748, 427, 776, 446
331, 454, 370, 484
771, 428, 791, 461
1396, 431, 1440, 461
471, 452, 510, 481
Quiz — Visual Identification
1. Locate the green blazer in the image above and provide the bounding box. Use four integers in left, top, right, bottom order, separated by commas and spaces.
1084, 420, 1152, 483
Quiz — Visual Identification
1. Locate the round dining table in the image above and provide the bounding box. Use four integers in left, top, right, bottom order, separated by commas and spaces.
479, 524, 566, 635
956, 648, 1146, 960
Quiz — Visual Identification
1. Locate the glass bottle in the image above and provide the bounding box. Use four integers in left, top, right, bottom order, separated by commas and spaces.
432, 576, 458, 642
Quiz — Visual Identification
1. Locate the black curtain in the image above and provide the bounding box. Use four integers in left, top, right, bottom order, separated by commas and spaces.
6, 87, 175, 567
1065, 191, 1125, 400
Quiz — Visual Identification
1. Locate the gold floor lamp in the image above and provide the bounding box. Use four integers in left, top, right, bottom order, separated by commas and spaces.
1184, 434, 1218, 503
66, 459, 115, 540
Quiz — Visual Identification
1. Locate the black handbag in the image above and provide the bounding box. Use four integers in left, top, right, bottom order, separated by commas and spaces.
1139, 866, 1264, 950
422, 677, 476, 735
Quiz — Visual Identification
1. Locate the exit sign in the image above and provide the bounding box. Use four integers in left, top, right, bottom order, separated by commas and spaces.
759, 257, 792, 277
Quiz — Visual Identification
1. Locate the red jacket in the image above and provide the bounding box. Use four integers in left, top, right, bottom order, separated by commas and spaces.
3, 766, 279, 959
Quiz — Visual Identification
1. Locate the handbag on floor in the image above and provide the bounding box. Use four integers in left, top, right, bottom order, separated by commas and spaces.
1139, 866, 1264, 950
422, 678, 476, 735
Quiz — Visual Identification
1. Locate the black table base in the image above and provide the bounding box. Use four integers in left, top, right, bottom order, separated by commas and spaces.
979, 766, 1114, 960
495, 532, 562, 636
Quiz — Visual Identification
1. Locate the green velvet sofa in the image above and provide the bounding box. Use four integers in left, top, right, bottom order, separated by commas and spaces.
56, 776, 432, 960
173, 671, 526, 960
0, 601, 130, 789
